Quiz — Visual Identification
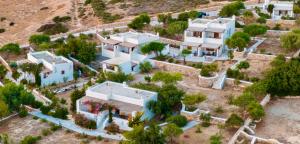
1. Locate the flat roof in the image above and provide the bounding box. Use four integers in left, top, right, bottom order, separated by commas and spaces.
87, 81, 157, 100
206, 27, 225, 33
102, 57, 128, 65
30, 51, 68, 64
111, 32, 159, 42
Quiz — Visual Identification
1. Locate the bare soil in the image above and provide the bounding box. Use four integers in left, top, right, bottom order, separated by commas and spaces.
178, 124, 235, 144
243, 59, 272, 79
0, 115, 117, 144
0, 48, 30, 63
255, 38, 296, 57
0, 0, 73, 46
255, 98, 300, 144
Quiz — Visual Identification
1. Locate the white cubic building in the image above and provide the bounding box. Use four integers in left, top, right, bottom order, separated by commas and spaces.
263, 0, 294, 20
181, 16, 235, 61
27, 51, 74, 87
101, 31, 169, 74
76, 81, 157, 130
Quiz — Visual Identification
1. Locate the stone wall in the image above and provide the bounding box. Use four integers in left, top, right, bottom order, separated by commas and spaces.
151, 60, 200, 78
247, 53, 276, 61
225, 78, 253, 88
198, 74, 218, 88
266, 19, 295, 27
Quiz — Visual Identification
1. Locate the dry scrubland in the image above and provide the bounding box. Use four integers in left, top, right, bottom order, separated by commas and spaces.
0, 116, 118, 144
0, 0, 73, 45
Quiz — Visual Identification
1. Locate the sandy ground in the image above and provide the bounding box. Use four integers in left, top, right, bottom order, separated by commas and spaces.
178, 124, 235, 144
0, 0, 73, 46
255, 38, 296, 57
255, 98, 300, 144
244, 59, 272, 79
0, 115, 117, 144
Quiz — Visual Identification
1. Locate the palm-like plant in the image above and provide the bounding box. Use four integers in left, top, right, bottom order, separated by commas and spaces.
128, 112, 144, 127
181, 49, 191, 64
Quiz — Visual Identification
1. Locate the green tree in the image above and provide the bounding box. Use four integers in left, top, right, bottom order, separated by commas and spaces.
163, 123, 183, 144
0, 65, 7, 79
200, 63, 218, 77
233, 92, 256, 111
181, 49, 191, 64
225, 113, 244, 128
226, 32, 250, 52
270, 54, 286, 67
29, 34, 50, 45
0, 43, 21, 55
141, 42, 165, 57
70, 89, 85, 111
243, 24, 267, 37
262, 58, 300, 96
267, 4, 274, 15
280, 31, 300, 51
152, 71, 182, 84
219, 1, 245, 17
128, 13, 150, 30
243, 10, 253, 17
148, 84, 184, 119
210, 134, 222, 144
236, 61, 250, 70
19, 106, 28, 117
166, 21, 188, 36
247, 101, 265, 120
77, 42, 97, 64
0, 100, 9, 118
123, 123, 165, 144
139, 61, 152, 73
53, 107, 69, 119
128, 112, 144, 127
166, 115, 188, 127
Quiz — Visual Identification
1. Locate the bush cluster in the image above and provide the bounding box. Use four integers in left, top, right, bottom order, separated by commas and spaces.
74, 114, 97, 129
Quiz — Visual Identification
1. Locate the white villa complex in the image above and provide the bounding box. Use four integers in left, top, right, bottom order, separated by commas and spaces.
27, 51, 74, 87
101, 31, 169, 74
263, 0, 294, 20
76, 81, 157, 130
181, 16, 235, 61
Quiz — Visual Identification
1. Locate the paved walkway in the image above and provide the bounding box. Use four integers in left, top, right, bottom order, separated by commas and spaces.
30, 111, 124, 141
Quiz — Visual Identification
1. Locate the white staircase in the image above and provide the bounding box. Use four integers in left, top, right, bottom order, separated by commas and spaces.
212, 71, 226, 90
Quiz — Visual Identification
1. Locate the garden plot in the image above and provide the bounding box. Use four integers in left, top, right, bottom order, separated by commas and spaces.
255, 98, 300, 144
255, 38, 295, 57
178, 124, 235, 144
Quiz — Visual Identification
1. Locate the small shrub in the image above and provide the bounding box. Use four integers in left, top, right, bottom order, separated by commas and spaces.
200, 63, 218, 77
19, 106, 28, 118
74, 114, 97, 129
272, 24, 281, 30
50, 124, 62, 131
200, 113, 211, 127
60, 98, 66, 104
40, 105, 51, 115
33, 116, 39, 120
214, 106, 224, 114
256, 17, 266, 24
0, 28, 5, 33
105, 123, 120, 134
195, 125, 202, 133
20, 135, 41, 144
168, 58, 174, 63
225, 113, 244, 128
166, 115, 188, 127
96, 136, 103, 141
52, 16, 71, 23
40, 118, 47, 123
42, 129, 52, 136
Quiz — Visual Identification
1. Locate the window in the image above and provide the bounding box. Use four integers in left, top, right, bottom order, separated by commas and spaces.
214, 33, 220, 38
61, 70, 65, 75
193, 31, 202, 37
